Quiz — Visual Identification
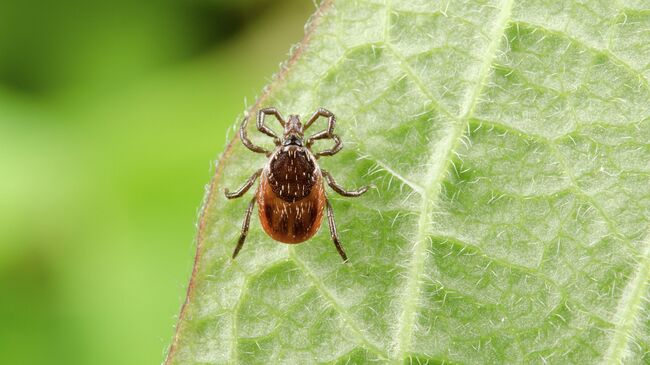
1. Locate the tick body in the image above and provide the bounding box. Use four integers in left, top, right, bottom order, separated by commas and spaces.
258, 146, 324, 243
224, 107, 371, 261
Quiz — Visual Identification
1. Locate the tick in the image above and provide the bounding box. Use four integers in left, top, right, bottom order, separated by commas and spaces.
224, 107, 372, 262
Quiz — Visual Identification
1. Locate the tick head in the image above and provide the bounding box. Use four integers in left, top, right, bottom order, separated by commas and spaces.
283, 114, 304, 146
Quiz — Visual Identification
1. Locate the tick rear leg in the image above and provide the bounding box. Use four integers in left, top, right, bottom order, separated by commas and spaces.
257, 107, 285, 145
225, 169, 262, 199
232, 197, 256, 259
326, 197, 348, 262
322, 170, 372, 197
240, 114, 271, 156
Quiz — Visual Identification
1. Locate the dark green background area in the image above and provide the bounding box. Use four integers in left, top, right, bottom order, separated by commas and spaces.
0, 0, 311, 364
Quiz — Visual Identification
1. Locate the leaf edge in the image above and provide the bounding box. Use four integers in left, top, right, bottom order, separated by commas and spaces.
162, 1, 335, 364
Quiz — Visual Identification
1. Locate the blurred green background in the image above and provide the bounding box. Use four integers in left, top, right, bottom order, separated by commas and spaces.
0, 0, 312, 364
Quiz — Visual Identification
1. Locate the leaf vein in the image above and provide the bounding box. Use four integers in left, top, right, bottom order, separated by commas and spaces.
289, 249, 390, 360
359, 152, 425, 195
384, 44, 457, 121
511, 19, 650, 94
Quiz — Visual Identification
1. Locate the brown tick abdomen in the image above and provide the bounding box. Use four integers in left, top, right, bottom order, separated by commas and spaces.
257, 147, 325, 243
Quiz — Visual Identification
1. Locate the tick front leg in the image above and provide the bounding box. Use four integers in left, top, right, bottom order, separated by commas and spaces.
322, 170, 372, 197
257, 108, 284, 145
240, 114, 271, 156
304, 107, 335, 133
232, 196, 256, 259
304, 109, 341, 158
326, 198, 348, 262
225, 169, 262, 199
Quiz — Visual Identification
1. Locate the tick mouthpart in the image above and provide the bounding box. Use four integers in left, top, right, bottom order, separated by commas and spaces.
284, 114, 304, 138
283, 135, 303, 146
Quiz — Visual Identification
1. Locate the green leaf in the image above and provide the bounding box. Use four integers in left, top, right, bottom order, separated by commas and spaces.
165, 0, 650, 364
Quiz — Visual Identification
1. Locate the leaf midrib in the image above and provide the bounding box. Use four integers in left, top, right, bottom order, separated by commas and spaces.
603, 233, 650, 364
391, 0, 515, 362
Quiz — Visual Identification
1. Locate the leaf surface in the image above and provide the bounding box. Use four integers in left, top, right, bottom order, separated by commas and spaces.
166, 1, 650, 364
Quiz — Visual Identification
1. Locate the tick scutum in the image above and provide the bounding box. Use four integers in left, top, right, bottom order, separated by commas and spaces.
268, 146, 316, 203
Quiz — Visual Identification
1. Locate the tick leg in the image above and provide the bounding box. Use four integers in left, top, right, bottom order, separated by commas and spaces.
306, 128, 338, 147
322, 170, 371, 197
240, 113, 271, 155
225, 169, 262, 199
305, 108, 336, 148
304, 108, 342, 158
304, 107, 335, 133
257, 107, 285, 146
232, 196, 256, 259
313, 134, 342, 159
325, 197, 348, 262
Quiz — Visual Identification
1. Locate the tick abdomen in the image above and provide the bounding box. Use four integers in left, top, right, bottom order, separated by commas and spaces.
257, 146, 325, 243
